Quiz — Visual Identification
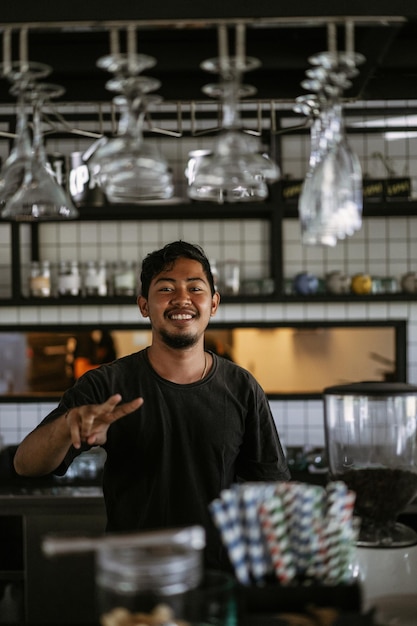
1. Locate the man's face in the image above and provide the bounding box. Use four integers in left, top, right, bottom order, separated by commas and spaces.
138, 257, 220, 349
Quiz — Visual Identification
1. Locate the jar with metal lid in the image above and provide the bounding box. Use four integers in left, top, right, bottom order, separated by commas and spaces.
94, 526, 236, 626
58, 260, 81, 297
112, 260, 137, 296
29, 260, 51, 297
83, 260, 107, 297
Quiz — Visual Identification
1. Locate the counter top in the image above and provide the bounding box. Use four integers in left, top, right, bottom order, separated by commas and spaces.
0, 484, 105, 515
0, 485, 103, 497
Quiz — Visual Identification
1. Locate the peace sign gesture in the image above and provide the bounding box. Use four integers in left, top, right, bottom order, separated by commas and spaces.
67, 394, 144, 449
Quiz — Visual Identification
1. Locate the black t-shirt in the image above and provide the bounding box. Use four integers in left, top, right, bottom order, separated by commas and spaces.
40, 349, 290, 568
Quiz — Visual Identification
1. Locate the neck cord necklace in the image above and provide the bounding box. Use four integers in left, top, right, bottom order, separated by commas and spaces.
201, 352, 208, 379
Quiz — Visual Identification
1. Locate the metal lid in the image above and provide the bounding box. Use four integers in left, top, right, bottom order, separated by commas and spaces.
323, 382, 417, 396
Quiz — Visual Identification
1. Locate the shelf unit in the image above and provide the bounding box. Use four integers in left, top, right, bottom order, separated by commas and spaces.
2, 98, 417, 307
3, 193, 417, 306
2, 196, 284, 305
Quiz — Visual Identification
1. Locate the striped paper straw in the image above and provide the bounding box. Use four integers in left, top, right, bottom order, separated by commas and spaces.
259, 496, 297, 584
289, 483, 321, 576
239, 484, 273, 581
209, 497, 251, 585
322, 482, 357, 584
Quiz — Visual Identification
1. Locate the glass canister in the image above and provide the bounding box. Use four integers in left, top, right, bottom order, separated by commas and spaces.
83, 260, 107, 297
112, 260, 137, 297
29, 260, 51, 297
324, 382, 417, 546
58, 260, 81, 297
97, 543, 201, 620
95, 527, 236, 626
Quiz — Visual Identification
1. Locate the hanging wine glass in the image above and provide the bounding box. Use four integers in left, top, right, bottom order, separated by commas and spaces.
188, 25, 280, 203
1, 81, 79, 221
296, 38, 364, 246
296, 95, 336, 246
89, 51, 174, 203
0, 61, 52, 210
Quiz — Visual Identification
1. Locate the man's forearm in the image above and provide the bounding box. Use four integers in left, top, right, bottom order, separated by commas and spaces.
13, 413, 73, 477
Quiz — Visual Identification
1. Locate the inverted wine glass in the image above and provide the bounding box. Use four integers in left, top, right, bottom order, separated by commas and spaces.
2, 82, 79, 221
188, 55, 279, 203
299, 101, 362, 246
90, 52, 174, 203
0, 61, 52, 210
297, 51, 364, 245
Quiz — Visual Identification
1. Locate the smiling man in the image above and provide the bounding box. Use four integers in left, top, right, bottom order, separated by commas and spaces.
13, 241, 290, 569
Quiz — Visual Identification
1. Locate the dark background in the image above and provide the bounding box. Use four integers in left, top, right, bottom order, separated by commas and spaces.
0, 2, 417, 103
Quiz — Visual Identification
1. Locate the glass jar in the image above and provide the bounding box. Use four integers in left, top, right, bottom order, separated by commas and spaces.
112, 260, 137, 297
58, 260, 81, 297
83, 260, 107, 297
29, 260, 51, 297
95, 527, 236, 626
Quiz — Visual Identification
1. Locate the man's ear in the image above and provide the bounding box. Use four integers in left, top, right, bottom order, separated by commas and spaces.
137, 295, 149, 318
210, 291, 220, 316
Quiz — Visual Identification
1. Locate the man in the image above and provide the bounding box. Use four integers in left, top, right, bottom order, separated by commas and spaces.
14, 241, 290, 569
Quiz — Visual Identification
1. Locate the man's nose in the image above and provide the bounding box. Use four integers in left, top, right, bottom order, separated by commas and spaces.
171, 286, 191, 303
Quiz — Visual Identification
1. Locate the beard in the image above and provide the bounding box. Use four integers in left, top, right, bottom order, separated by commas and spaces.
160, 329, 199, 349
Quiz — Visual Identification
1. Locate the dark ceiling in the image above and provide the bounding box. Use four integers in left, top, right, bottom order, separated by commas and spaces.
1, 4, 417, 105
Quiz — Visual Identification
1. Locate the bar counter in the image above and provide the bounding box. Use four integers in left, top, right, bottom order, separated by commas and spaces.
0, 473, 415, 625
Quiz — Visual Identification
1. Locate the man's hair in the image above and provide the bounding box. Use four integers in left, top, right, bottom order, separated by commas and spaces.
140, 241, 215, 298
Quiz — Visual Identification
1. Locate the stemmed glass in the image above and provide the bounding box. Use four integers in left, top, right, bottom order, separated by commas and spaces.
296, 50, 364, 246
0, 61, 52, 211
88, 52, 174, 203
1, 81, 79, 220
188, 25, 280, 203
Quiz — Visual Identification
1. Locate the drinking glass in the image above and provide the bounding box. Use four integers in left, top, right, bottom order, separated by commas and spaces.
297, 51, 364, 245
299, 102, 362, 246
89, 53, 174, 203
0, 61, 52, 210
2, 82, 78, 220
188, 28, 279, 203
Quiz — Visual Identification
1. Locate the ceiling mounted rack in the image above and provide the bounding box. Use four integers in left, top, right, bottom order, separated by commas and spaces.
0, 13, 413, 104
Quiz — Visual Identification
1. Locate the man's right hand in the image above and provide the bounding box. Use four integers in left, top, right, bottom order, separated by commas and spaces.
66, 394, 144, 449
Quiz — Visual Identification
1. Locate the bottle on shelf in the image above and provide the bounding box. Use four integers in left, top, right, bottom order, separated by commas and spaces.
83, 260, 108, 297
29, 260, 51, 297
58, 260, 81, 297
112, 261, 137, 297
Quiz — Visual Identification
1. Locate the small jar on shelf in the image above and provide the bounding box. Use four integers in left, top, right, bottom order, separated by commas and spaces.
29, 260, 51, 297
83, 260, 108, 297
112, 260, 137, 297
58, 260, 81, 297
